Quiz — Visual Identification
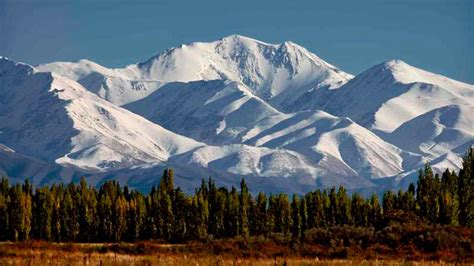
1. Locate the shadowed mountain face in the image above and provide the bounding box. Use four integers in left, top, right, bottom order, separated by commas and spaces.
0, 35, 472, 193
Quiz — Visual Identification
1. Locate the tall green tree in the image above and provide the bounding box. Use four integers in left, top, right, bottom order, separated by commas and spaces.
299, 197, 308, 236
382, 191, 396, 215
239, 178, 250, 237
78, 178, 98, 242
337, 187, 352, 225
224, 187, 239, 237
0, 177, 9, 241
291, 194, 301, 239
191, 189, 209, 240
32, 187, 53, 240
351, 193, 368, 227
254, 192, 267, 236
368, 193, 382, 226
458, 148, 473, 227
8, 184, 32, 241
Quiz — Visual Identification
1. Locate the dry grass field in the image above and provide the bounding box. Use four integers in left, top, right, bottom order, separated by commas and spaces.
0, 242, 471, 266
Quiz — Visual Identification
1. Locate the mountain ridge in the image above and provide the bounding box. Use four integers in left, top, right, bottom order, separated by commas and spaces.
1, 35, 473, 193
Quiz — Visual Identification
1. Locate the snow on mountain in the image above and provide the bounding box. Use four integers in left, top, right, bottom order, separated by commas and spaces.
132, 35, 352, 108
290, 60, 474, 169
36, 59, 165, 106
290, 59, 474, 169
169, 142, 385, 192
385, 105, 474, 166
242, 110, 422, 180
2, 57, 380, 193
0, 57, 203, 172
124, 78, 423, 186
38, 35, 352, 109
301, 60, 474, 133
3, 35, 473, 193
125, 79, 282, 145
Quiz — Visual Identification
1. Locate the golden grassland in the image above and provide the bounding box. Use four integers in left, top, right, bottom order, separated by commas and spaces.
0, 241, 471, 266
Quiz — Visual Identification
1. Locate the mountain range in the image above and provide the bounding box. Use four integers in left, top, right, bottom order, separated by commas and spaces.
1, 35, 472, 194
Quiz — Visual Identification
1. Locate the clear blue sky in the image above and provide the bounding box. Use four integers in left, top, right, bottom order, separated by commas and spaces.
1, 0, 473, 83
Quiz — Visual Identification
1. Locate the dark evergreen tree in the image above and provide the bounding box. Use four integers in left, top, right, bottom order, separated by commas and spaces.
368, 193, 382, 226
78, 177, 98, 242
190, 187, 209, 240
458, 148, 473, 227
337, 187, 352, 225
32, 187, 53, 240
0, 177, 9, 241
8, 183, 32, 241
291, 194, 301, 239
299, 197, 308, 236
327, 187, 337, 226
172, 188, 187, 242
254, 192, 267, 236
351, 193, 368, 227
382, 191, 396, 215
224, 187, 239, 237
0, 147, 471, 243
239, 178, 250, 237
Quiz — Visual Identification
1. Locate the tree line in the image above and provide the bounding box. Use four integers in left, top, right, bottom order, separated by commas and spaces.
0, 149, 472, 243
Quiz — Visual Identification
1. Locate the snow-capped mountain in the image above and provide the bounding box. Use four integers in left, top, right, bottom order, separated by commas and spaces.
125, 79, 282, 145
301, 60, 474, 132
2, 35, 473, 193
124, 80, 423, 184
242, 110, 422, 180
1, 57, 382, 193
292, 59, 474, 167
385, 104, 474, 171
36, 59, 166, 106
37, 35, 352, 109
0, 57, 203, 172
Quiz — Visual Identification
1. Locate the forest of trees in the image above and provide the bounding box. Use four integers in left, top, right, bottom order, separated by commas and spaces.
0, 148, 472, 243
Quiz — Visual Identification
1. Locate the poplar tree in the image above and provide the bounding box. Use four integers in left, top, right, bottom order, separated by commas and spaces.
255, 192, 267, 236
299, 197, 308, 236
368, 193, 382, 226
291, 194, 301, 239
239, 178, 250, 237
351, 193, 368, 226
382, 191, 396, 215
192, 190, 209, 240
9, 184, 32, 241
224, 187, 239, 237
337, 187, 352, 225
458, 148, 473, 227
328, 188, 337, 226
32, 187, 53, 240
172, 188, 187, 242
0, 177, 9, 241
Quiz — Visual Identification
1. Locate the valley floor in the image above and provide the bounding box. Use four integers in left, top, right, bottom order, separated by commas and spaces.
0, 241, 471, 266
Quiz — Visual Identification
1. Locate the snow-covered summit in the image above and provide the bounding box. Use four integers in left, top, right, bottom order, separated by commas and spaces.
360, 59, 474, 92
132, 34, 352, 105
38, 35, 352, 109
1, 58, 204, 172
298, 59, 474, 132
2, 35, 473, 193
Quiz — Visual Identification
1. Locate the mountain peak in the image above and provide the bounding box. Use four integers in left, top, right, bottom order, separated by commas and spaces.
128, 35, 353, 105
381, 59, 410, 69
218, 35, 304, 51
220, 34, 265, 44
372, 59, 474, 88
3, 38, 473, 194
